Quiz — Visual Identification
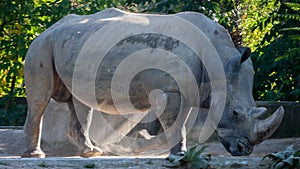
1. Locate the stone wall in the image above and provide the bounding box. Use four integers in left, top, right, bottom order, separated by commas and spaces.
41, 99, 79, 156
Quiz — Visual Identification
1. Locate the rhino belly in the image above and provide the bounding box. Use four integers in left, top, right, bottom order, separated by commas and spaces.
93, 68, 178, 115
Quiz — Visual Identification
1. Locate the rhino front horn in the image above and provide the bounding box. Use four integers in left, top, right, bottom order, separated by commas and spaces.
252, 106, 284, 144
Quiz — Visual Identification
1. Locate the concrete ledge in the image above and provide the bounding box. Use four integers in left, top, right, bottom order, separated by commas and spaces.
0, 155, 272, 169
0, 156, 170, 169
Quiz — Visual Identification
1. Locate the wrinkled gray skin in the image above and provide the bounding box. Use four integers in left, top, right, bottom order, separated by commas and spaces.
22, 8, 284, 158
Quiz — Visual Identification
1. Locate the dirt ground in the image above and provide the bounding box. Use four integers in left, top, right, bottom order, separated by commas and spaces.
0, 129, 299, 169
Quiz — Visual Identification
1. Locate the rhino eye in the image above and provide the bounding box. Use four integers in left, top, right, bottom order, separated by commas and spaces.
231, 111, 240, 121
233, 111, 238, 116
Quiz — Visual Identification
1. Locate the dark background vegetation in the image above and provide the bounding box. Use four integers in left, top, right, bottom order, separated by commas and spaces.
0, 0, 299, 126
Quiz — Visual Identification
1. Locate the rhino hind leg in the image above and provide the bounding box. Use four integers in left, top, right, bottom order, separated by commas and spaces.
21, 39, 58, 158
22, 98, 48, 158
67, 98, 103, 157
127, 91, 188, 155
22, 92, 52, 158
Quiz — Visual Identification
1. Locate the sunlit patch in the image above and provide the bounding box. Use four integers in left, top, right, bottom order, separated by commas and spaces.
78, 19, 89, 24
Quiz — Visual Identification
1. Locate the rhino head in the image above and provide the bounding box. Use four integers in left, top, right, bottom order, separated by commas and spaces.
216, 47, 284, 156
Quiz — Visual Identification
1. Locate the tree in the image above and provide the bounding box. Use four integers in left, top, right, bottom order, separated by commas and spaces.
0, 0, 38, 125
0, 0, 125, 125
124, 0, 242, 45
240, 0, 300, 101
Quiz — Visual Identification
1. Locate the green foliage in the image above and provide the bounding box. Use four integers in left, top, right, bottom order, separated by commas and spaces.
0, 1, 33, 97
167, 145, 211, 169
125, 0, 242, 45
263, 146, 300, 169
0, 96, 26, 126
0, 0, 126, 126
237, 0, 300, 101
248, 0, 300, 101
0, 0, 64, 125
239, 0, 281, 50
0, 0, 127, 97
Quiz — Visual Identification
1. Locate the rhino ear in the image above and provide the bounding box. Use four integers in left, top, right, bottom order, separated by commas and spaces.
237, 46, 251, 64
229, 46, 251, 73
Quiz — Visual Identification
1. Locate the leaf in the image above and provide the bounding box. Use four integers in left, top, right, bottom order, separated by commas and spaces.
263, 152, 285, 161
167, 153, 185, 163
285, 2, 300, 11
168, 145, 211, 168
272, 161, 284, 169
283, 155, 295, 166
294, 149, 300, 157
280, 27, 300, 31
189, 145, 198, 156
182, 145, 198, 162
293, 157, 300, 166
182, 150, 193, 162
194, 145, 209, 158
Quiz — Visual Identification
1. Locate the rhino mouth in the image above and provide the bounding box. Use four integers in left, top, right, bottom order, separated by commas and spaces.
218, 135, 253, 156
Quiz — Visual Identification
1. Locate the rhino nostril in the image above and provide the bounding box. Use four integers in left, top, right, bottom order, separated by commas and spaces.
237, 143, 243, 152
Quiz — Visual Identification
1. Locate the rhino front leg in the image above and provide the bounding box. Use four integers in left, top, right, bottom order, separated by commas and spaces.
67, 98, 103, 157
157, 92, 194, 155
158, 108, 188, 155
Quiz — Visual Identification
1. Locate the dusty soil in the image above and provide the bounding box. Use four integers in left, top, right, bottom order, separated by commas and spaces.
0, 129, 299, 168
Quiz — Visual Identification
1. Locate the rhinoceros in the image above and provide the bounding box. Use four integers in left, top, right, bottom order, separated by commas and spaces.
22, 8, 284, 158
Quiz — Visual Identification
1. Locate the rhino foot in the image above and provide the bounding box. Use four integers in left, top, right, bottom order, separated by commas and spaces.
80, 146, 104, 157
21, 148, 45, 158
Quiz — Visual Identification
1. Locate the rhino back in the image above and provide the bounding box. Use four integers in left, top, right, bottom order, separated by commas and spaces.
51, 8, 126, 88
175, 11, 240, 64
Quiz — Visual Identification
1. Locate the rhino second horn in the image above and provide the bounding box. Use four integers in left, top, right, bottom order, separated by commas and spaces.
252, 107, 267, 119
252, 106, 284, 144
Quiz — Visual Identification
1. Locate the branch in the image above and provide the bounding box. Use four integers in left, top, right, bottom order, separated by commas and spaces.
4, 75, 16, 111
0, 14, 6, 33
